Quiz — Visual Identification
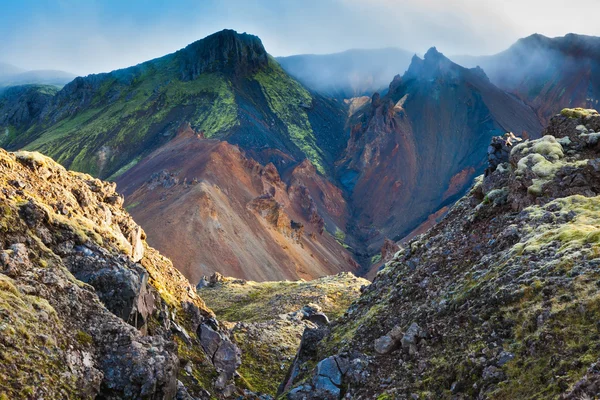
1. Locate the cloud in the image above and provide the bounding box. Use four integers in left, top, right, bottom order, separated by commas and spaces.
0, 0, 599, 75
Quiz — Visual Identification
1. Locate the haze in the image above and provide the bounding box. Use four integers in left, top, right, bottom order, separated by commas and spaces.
1, 0, 599, 76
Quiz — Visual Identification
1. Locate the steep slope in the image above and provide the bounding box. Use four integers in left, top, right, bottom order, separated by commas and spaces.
277, 48, 413, 99
459, 34, 600, 125
0, 30, 347, 180
0, 148, 282, 399
0, 85, 59, 133
338, 47, 542, 253
116, 123, 357, 283
283, 109, 600, 399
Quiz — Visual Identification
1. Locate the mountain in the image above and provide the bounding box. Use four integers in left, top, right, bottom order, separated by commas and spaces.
0, 29, 357, 282
458, 33, 600, 124
277, 48, 413, 98
0, 29, 347, 180
116, 123, 358, 283
0, 62, 75, 88
337, 47, 542, 253
283, 108, 600, 399
0, 30, 547, 283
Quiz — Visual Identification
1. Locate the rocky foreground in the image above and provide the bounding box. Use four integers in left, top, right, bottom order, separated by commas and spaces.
0, 149, 248, 399
0, 147, 368, 399
282, 109, 600, 399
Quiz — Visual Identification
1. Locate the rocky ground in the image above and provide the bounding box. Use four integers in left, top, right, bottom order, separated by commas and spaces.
0, 149, 264, 399
198, 272, 368, 397
283, 108, 600, 399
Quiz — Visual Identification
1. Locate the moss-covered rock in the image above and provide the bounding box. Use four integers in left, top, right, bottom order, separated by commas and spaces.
0, 148, 244, 399
284, 110, 600, 399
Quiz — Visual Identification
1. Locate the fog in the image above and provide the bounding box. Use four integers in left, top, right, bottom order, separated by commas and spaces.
1, 0, 599, 76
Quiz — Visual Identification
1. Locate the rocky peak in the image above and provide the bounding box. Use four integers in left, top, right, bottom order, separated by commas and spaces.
404, 46, 456, 82
178, 29, 269, 79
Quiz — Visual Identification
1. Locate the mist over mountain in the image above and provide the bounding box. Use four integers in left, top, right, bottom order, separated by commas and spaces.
277, 48, 413, 98
0, 62, 75, 88
456, 33, 600, 123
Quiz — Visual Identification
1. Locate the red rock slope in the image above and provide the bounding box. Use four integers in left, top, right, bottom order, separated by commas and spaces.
117, 124, 357, 284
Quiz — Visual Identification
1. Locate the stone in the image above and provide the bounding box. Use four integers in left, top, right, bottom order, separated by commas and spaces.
198, 323, 241, 381
374, 335, 395, 355
401, 322, 424, 355
316, 356, 342, 386
374, 324, 404, 354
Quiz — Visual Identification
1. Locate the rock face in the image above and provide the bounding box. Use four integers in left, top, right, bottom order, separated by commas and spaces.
0, 149, 249, 399
283, 110, 600, 399
178, 29, 269, 78
0, 85, 58, 126
337, 47, 542, 253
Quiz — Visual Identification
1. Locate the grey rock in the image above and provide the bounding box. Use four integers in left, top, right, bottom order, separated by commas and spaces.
401, 322, 424, 355
198, 323, 241, 380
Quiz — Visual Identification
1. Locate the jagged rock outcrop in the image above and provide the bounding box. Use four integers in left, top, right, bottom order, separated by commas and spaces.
337, 46, 542, 254
178, 29, 269, 79
284, 109, 600, 399
0, 149, 248, 399
0, 85, 57, 127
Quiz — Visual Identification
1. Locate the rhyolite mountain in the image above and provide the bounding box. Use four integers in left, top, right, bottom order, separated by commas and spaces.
339, 47, 542, 254
0, 29, 359, 282
283, 109, 600, 399
1, 30, 546, 282
116, 123, 357, 283
458, 33, 600, 125
277, 48, 413, 99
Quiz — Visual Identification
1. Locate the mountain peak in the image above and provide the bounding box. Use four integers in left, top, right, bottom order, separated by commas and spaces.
424, 46, 443, 59
178, 29, 269, 79
404, 46, 454, 80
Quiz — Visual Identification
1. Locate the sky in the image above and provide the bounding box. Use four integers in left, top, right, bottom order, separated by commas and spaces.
1, 0, 599, 75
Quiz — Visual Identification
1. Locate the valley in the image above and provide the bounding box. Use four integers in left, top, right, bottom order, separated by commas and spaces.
2, 30, 585, 283
2, 11, 600, 398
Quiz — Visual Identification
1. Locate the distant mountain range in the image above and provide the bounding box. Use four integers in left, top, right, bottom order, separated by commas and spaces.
0, 62, 75, 88
456, 33, 600, 124
277, 48, 413, 98
2, 30, 599, 282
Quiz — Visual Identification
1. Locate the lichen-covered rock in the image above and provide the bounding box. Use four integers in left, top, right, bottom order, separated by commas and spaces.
283, 110, 600, 399
0, 148, 244, 399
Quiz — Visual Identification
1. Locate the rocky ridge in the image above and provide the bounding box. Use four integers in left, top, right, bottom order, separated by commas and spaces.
338, 47, 542, 254
283, 109, 600, 399
0, 148, 266, 399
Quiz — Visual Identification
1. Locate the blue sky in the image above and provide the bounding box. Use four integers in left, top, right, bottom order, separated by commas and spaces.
1, 0, 599, 75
